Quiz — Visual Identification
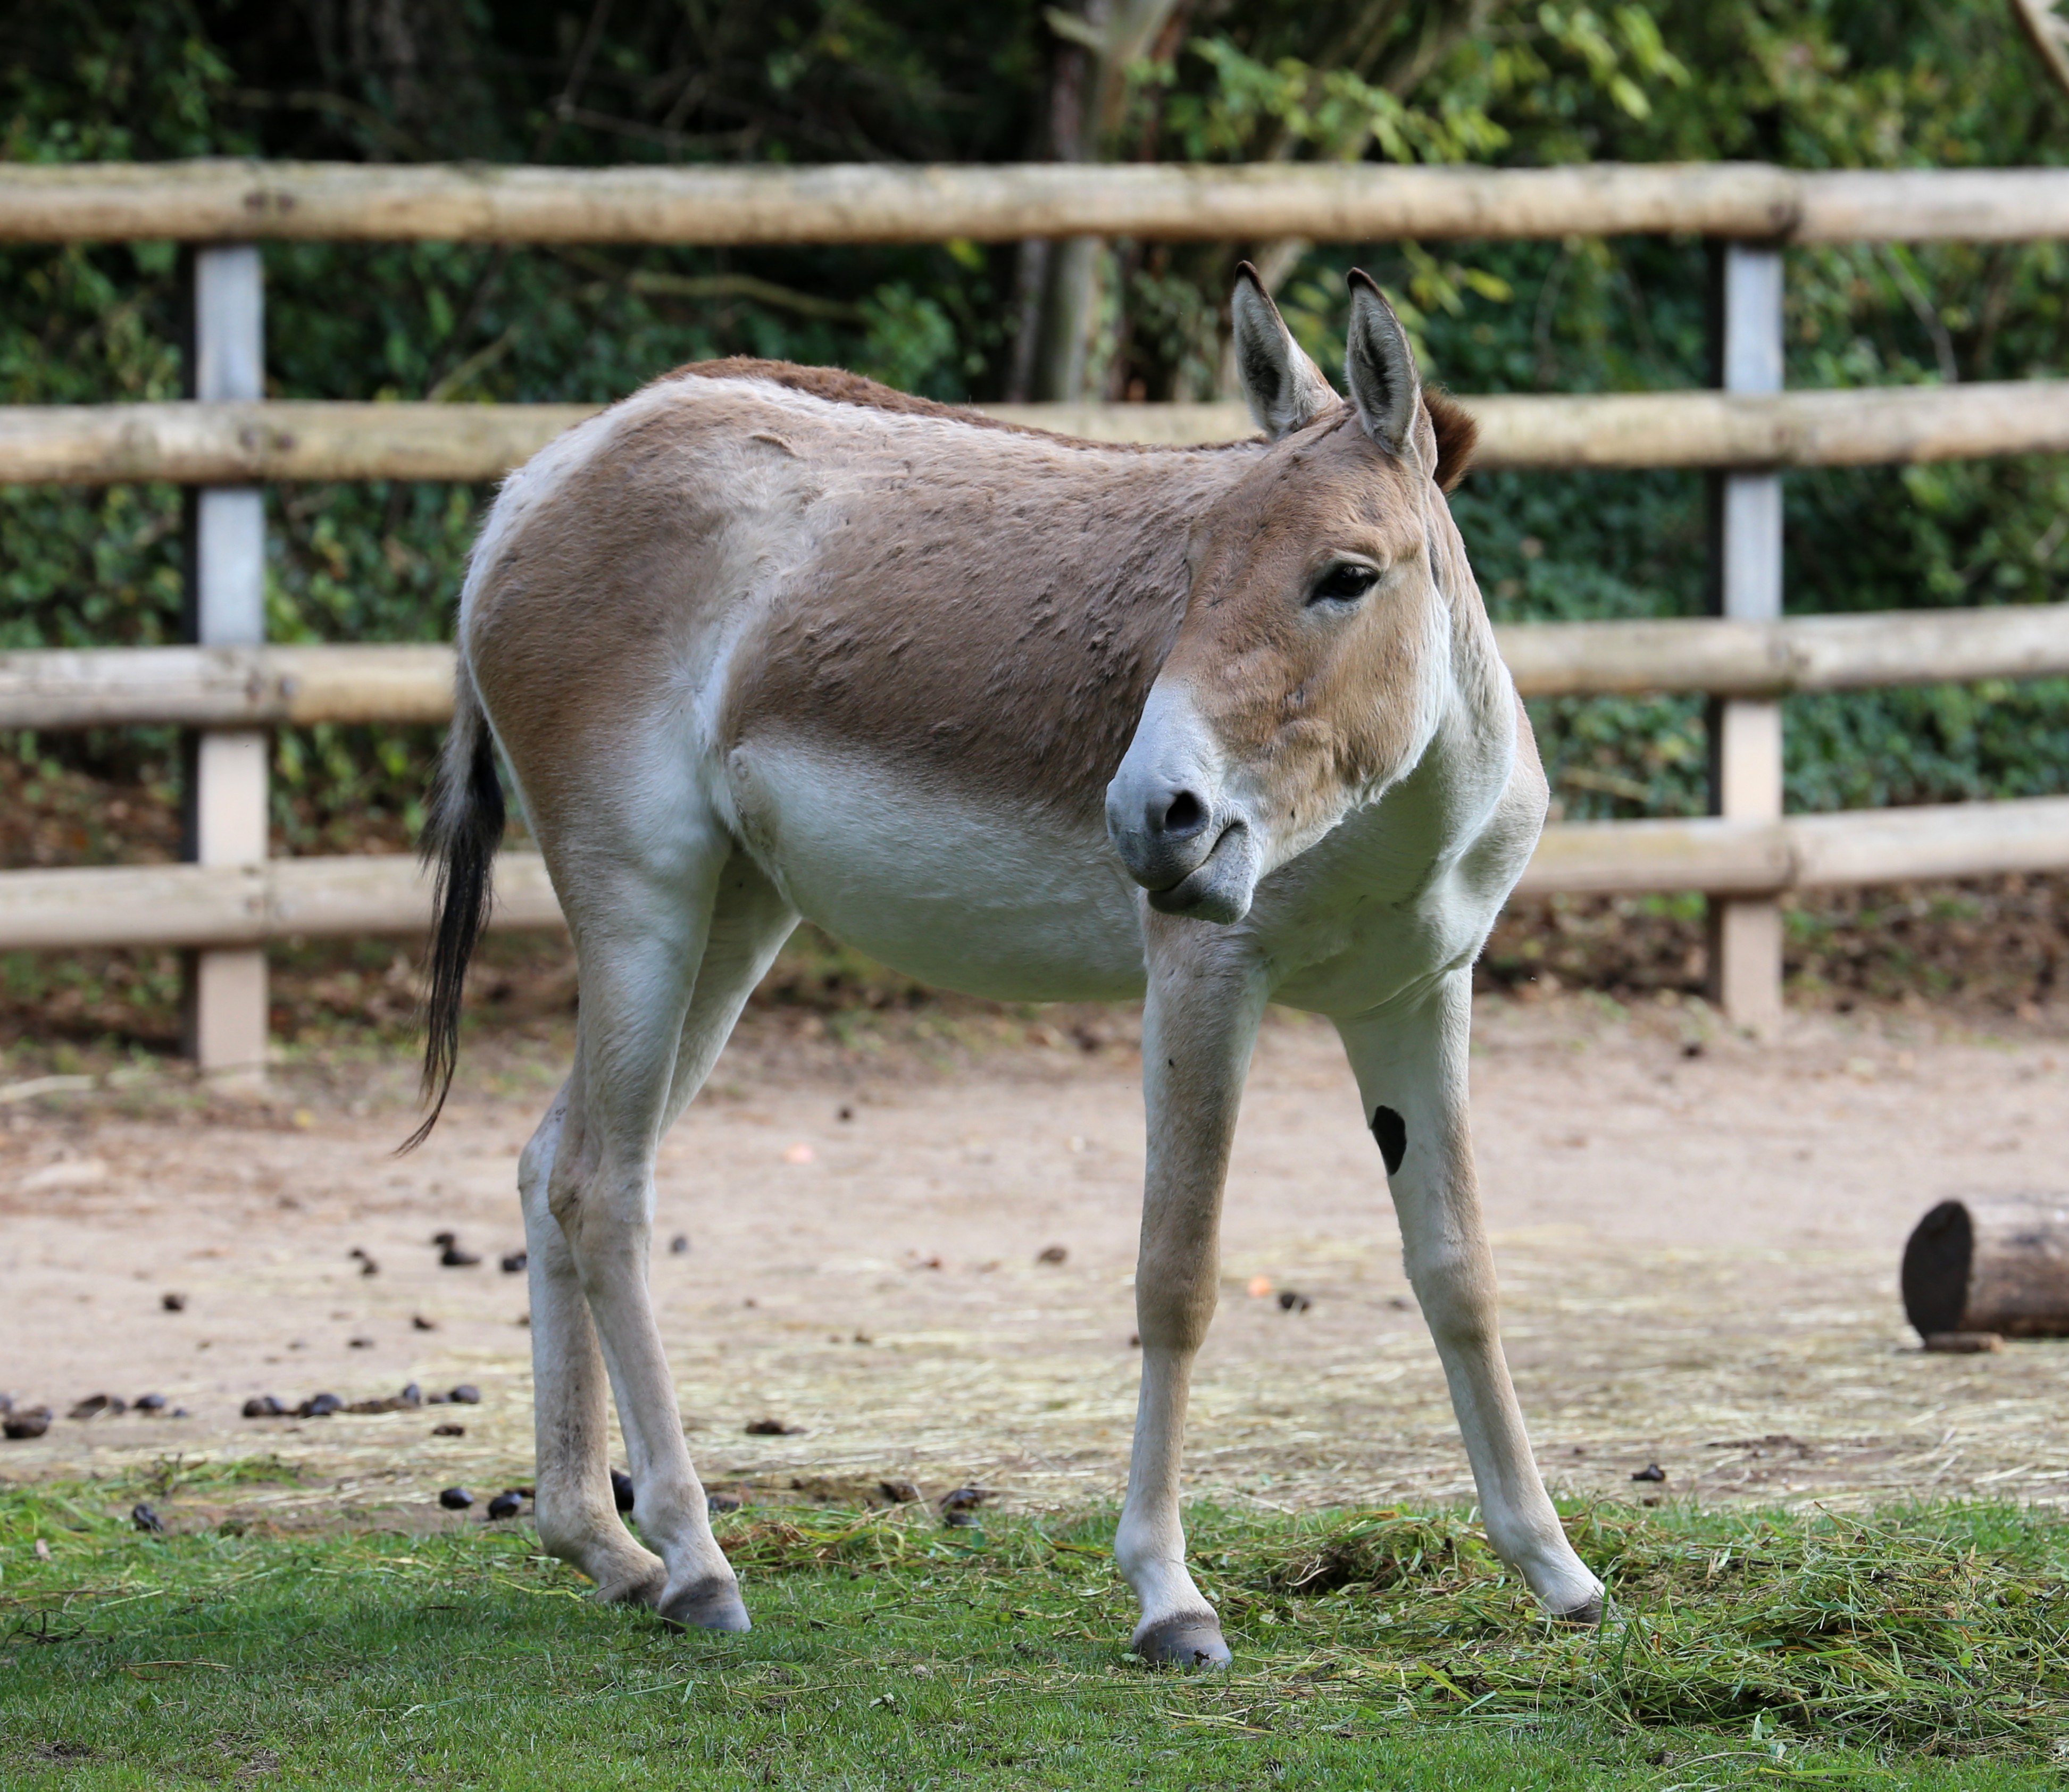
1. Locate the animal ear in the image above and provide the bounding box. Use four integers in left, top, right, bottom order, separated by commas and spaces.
1230, 262, 1338, 441
1344, 270, 1423, 463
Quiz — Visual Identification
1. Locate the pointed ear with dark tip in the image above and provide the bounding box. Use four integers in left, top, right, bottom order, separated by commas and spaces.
1230, 261, 1339, 441
1344, 269, 1423, 463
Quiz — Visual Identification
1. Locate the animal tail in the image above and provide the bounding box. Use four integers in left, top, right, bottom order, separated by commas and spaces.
400, 655, 504, 1153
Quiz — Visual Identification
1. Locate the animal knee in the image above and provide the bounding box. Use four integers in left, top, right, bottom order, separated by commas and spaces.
1406, 1254, 1497, 1350
1135, 1288, 1215, 1355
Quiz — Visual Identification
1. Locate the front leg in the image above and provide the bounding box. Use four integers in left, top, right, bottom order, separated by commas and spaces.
1336, 971, 1604, 1621
1115, 919, 1268, 1669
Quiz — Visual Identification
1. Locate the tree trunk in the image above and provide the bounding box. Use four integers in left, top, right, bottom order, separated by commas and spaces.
1015, 0, 1184, 402
1902, 1197, 2069, 1338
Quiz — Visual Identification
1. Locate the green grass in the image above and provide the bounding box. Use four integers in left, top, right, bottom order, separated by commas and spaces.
4, 1464, 2069, 1788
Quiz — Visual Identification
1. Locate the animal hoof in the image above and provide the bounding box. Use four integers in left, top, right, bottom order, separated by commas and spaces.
660, 1577, 752, 1634
1553, 1594, 1605, 1626
1133, 1612, 1231, 1670
593, 1562, 668, 1608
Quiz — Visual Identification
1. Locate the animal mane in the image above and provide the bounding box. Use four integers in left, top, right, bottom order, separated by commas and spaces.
669, 356, 1258, 454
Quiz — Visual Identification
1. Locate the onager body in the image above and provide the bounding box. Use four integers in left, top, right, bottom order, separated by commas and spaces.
414, 269, 1605, 1664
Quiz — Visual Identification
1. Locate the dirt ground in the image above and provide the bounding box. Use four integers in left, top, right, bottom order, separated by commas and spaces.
3, 993, 2068, 1523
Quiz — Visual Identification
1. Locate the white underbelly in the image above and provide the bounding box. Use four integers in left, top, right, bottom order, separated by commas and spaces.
725, 740, 1148, 1001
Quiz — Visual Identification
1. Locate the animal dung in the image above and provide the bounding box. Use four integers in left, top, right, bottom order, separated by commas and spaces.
432, 1230, 456, 1246
500, 1251, 528, 1274
1631, 1463, 1667, 1483
612, 1468, 636, 1512
438, 1486, 474, 1511
1903, 1196, 2069, 1339
668, 1234, 690, 1255
440, 1244, 481, 1268
448, 1384, 481, 1405
134, 1393, 168, 1413
68, 1394, 124, 1419
1277, 1289, 1313, 1312
1035, 1244, 1069, 1266
348, 1337, 374, 1350
130, 1502, 164, 1535
297, 1393, 344, 1418
349, 1247, 379, 1277
3, 1405, 52, 1439
485, 1490, 523, 1521
241, 1395, 288, 1418
342, 1384, 424, 1415
1925, 1330, 2005, 1353
412, 1314, 437, 1331
161, 1291, 187, 1312
939, 1485, 992, 1528
744, 1417, 804, 1436
878, 1478, 922, 1505
432, 1422, 466, 1437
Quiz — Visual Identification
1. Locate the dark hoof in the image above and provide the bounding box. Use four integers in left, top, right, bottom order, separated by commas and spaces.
1133, 1612, 1231, 1670
593, 1562, 668, 1609
1552, 1593, 1605, 1626
660, 1577, 752, 1633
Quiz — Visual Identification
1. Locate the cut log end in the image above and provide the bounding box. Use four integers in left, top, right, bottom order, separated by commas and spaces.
1903, 1195, 2069, 1339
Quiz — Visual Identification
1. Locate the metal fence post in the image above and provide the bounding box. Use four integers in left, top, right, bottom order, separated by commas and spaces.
1707, 242, 1786, 1031
182, 245, 268, 1078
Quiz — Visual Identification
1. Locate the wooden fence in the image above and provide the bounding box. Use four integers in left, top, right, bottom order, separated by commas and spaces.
7, 158, 2069, 1071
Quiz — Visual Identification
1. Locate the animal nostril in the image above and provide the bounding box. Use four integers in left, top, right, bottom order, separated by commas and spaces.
1159, 791, 1205, 836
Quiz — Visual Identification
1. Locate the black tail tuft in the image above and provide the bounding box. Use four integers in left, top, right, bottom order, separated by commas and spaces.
399, 676, 504, 1153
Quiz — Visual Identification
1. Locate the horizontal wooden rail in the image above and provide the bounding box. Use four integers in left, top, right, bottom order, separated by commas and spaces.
0, 645, 456, 730
5, 161, 2069, 245
1497, 605, 2069, 698
5, 383, 2066, 488
6, 605, 2067, 732
4, 795, 2065, 951
1514, 796, 2069, 897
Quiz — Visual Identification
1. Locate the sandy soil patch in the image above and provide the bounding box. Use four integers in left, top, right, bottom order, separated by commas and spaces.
2, 995, 2066, 1520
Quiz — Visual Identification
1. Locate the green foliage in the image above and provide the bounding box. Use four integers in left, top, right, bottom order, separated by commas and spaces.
1, 1, 2066, 841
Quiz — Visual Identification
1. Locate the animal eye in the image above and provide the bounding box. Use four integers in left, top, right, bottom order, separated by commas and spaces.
1310, 563, 1379, 605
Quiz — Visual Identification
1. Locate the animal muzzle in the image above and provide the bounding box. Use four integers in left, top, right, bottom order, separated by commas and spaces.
1105, 707, 1262, 926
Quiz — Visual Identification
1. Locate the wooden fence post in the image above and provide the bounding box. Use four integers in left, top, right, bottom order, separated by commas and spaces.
1706, 242, 1787, 1032
181, 245, 269, 1079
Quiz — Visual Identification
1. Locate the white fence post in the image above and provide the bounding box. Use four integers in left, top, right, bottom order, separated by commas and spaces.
182, 245, 268, 1078
1707, 242, 1786, 1032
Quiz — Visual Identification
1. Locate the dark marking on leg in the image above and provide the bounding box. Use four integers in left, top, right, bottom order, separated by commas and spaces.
1371, 1106, 1407, 1176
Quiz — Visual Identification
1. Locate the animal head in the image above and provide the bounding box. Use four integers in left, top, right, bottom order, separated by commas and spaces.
1105, 266, 1480, 925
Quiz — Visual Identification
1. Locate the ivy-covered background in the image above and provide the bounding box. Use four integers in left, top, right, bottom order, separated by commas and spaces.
1, 1, 2065, 1040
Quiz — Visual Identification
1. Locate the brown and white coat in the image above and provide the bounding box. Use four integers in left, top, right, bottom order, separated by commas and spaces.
413, 267, 1604, 1663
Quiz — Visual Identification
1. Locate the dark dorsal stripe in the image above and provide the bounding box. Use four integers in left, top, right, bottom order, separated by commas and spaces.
1371, 1106, 1407, 1176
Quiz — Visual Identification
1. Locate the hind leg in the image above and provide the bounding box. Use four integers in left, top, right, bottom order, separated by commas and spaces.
521, 1083, 666, 1604
542, 837, 794, 1628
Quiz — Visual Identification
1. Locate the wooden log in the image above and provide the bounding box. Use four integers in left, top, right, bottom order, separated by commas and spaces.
1509, 794, 2069, 897
0, 851, 561, 951
0, 644, 456, 730
1901, 1197, 2069, 1338
7, 385, 2069, 487
0, 400, 597, 485
0, 160, 1805, 245
7, 604, 2069, 732
1, 792, 2067, 951
5, 160, 2069, 246
1497, 604, 2069, 698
